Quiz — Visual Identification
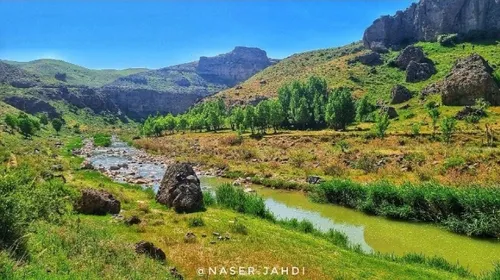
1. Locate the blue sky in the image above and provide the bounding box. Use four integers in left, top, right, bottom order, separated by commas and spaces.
0, 0, 415, 69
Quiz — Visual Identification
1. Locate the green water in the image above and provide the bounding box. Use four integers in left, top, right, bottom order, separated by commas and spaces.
201, 177, 500, 274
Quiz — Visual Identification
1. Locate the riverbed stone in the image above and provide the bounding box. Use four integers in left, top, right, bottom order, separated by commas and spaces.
156, 163, 204, 213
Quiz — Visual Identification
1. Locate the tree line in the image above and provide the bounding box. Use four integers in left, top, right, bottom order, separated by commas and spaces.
4, 112, 64, 138
141, 76, 386, 137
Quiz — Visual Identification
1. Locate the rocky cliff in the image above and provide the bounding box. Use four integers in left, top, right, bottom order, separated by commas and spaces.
363, 0, 500, 51
196, 46, 273, 86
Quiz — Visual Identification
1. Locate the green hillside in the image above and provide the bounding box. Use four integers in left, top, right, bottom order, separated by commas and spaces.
2, 59, 148, 87
215, 41, 500, 104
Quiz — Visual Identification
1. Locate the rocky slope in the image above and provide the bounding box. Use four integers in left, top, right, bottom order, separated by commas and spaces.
363, 0, 500, 51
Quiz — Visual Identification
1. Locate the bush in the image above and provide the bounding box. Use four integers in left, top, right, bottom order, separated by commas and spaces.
230, 220, 248, 235
443, 156, 465, 170
93, 133, 112, 147
311, 179, 500, 237
440, 117, 457, 143
0, 165, 75, 253
203, 192, 216, 207
187, 216, 205, 227
215, 184, 273, 220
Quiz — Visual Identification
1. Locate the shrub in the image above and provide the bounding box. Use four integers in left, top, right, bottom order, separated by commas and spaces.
215, 184, 273, 220
443, 156, 465, 170
203, 192, 216, 207
354, 154, 378, 173
411, 123, 421, 136
187, 216, 205, 227
230, 220, 248, 235
93, 133, 112, 147
374, 111, 390, 138
311, 179, 500, 237
0, 165, 75, 253
440, 117, 457, 143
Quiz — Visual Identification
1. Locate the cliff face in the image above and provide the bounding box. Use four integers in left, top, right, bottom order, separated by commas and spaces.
196, 46, 272, 86
104, 47, 274, 119
363, 0, 500, 51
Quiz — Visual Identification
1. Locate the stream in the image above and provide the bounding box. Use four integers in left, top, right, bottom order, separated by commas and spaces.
85, 137, 500, 274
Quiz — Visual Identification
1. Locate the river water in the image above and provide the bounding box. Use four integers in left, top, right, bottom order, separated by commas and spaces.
88, 138, 500, 274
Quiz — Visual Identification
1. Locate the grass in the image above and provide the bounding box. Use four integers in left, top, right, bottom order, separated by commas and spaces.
93, 133, 112, 147
310, 179, 500, 238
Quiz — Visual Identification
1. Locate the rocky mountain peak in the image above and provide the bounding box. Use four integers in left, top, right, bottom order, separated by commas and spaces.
196, 46, 273, 86
363, 0, 500, 51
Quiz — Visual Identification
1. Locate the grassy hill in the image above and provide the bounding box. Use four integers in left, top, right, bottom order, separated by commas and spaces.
2, 59, 148, 88
214, 41, 500, 105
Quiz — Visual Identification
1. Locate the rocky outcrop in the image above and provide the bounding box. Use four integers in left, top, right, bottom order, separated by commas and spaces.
406, 61, 436, 82
348, 51, 383, 66
363, 0, 500, 51
391, 85, 413, 104
2, 96, 60, 118
393, 46, 436, 82
196, 47, 273, 86
441, 54, 500, 105
455, 105, 486, 119
135, 241, 166, 262
75, 189, 121, 215
156, 163, 204, 213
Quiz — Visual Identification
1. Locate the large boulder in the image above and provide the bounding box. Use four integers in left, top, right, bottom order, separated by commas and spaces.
135, 241, 166, 262
75, 189, 121, 215
441, 54, 500, 106
406, 61, 436, 83
156, 163, 204, 213
349, 51, 383, 66
363, 0, 500, 51
391, 85, 413, 104
395, 46, 430, 70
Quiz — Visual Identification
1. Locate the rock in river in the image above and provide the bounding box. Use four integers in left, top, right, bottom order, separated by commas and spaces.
156, 163, 204, 213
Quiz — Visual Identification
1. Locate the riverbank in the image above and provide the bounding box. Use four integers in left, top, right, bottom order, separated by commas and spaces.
79, 136, 500, 274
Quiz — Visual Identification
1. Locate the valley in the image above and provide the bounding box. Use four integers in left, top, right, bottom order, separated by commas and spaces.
1, 0, 500, 279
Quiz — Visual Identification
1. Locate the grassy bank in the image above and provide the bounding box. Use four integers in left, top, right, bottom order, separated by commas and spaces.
310, 179, 500, 238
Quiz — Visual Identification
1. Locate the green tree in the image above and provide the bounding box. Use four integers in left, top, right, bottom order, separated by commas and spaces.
4, 114, 18, 132
229, 107, 245, 132
426, 105, 440, 138
51, 118, 64, 135
244, 105, 257, 135
37, 113, 49, 126
356, 95, 374, 122
163, 114, 176, 134
441, 117, 457, 143
255, 101, 271, 134
269, 100, 285, 133
325, 88, 356, 130
17, 113, 39, 138
374, 110, 390, 138
176, 115, 189, 132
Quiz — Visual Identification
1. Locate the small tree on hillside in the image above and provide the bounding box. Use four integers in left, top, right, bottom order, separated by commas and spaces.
425, 101, 440, 138
441, 117, 457, 143
17, 113, 39, 138
374, 110, 390, 138
37, 113, 49, 126
176, 115, 188, 133
356, 95, 375, 122
4, 114, 18, 132
51, 118, 64, 135
244, 106, 257, 135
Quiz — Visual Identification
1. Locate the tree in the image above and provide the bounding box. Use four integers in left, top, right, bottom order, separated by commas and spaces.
374, 111, 390, 138
37, 113, 49, 126
325, 88, 356, 130
176, 115, 189, 132
441, 117, 457, 143
244, 105, 256, 135
356, 95, 374, 122
17, 113, 39, 138
163, 114, 176, 134
426, 103, 440, 137
255, 101, 270, 134
269, 100, 285, 133
229, 107, 245, 132
4, 114, 17, 132
51, 118, 64, 135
